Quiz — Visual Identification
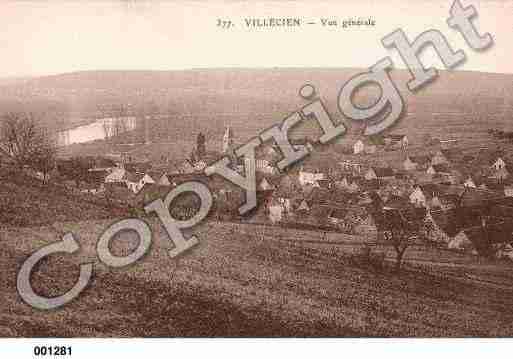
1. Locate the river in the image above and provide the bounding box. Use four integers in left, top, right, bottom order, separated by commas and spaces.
57, 116, 137, 146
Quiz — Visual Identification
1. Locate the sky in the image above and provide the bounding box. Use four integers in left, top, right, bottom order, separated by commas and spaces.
0, 0, 512, 77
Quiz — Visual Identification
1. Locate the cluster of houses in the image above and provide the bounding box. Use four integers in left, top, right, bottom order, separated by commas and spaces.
46, 129, 513, 258
352, 133, 409, 155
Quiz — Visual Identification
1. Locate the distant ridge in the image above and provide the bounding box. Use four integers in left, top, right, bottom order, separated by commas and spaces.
0, 68, 512, 143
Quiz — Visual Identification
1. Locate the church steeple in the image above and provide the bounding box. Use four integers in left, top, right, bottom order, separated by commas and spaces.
222, 126, 234, 154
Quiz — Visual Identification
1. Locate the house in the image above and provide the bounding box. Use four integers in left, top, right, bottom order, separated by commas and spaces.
141, 173, 156, 186
365, 167, 394, 181
268, 198, 285, 223
328, 208, 349, 227
491, 157, 507, 171
431, 150, 449, 165
489, 167, 509, 183
339, 160, 362, 174
105, 167, 126, 183
278, 174, 300, 194
403, 157, 417, 171
124, 161, 151, 174
347, 181, 360, 193
505, 185, 513, 197
409, 187, 427, 207
92, 157, 117, 171
448, 231, 473, 251
296, 199, 310, 213
256, 159, 276, 175
193, 160, 208, 172
364, 168, 378, 181
125, 172, 144, 194
157, 173, 172, 186
404, 155, 430, 171
273, 184, 297, 214
440, 149, 460, 162
427, 164, 450, 176
494, 243, 513, 261
179, 159, 196, 174
364, 145, 377, 154
360, 179, 380, 192
316, 178, 330, 189
383, 195, 411, 210
353, 140, 365, 154
423, 210, 451, 243
80, 181, 105, 195
440, 139, 458, 149
258, 177, 275, 192
459, 187, 504, 208
301, 183, 316, 198
463, 177, 477, 188
307, 187, 333, 206
298, 169, 325, 186
125, 172, 155, 194
429, 195, 443, 209
384, 134, 408, 149
335, 177, 350, 190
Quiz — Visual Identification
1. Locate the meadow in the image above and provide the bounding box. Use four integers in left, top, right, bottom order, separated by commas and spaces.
2, 219, 513, 337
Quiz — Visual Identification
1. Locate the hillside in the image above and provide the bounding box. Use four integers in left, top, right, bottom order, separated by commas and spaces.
3, 220, 513, 337
0, 169, 128, 227
0, 68, 512, 145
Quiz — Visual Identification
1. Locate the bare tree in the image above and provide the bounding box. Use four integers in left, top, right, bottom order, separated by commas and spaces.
29, 127, 57, 184
0, 112, 56, 177
379, 207, 427, 272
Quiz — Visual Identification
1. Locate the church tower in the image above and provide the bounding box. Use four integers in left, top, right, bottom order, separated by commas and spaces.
222, 126, 234, 154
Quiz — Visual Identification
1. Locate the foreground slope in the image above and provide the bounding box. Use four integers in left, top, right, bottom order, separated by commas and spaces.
2, 219, 513, 337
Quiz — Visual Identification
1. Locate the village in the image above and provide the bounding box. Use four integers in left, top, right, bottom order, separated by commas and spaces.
36, 123, 513, 263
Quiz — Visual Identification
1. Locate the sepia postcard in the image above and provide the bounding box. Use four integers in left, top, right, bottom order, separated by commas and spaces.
1, 0, 513, 354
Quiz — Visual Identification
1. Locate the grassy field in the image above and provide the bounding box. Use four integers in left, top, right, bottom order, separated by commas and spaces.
2, 219, 513, 337
0, 171, 129, 227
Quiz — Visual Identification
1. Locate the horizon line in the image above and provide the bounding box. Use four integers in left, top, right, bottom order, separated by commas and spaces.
3, 66, 513, 81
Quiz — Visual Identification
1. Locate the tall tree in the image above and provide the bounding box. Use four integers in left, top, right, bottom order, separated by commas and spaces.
196, 132, 206, 158
0, 112, 56, 176
29, 127, 57, 184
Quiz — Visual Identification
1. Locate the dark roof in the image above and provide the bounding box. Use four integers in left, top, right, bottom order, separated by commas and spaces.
439, 193, 460, 206
125, 162, 151, 173
419, 183, 440, 197
372, 167, 394, 178
317, 179, 331, 189
431, 164, 451, 173
386, 134, 406, 140
329, 208, 347, 219
125, 171, 144, 183
409, 155, 430, 165
360, 179, 380, 191
440, 149, 459, 160
94, 157, 117, 168
308, 188, 332, 205
460, 188, 505, 208
384, 195, 411, 209
431, 208, 464, 237
489, 205, 513, 219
